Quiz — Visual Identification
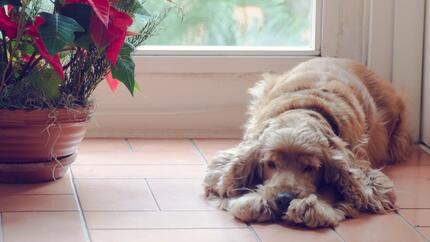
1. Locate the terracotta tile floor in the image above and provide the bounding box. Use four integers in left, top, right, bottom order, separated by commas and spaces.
0, 139, 429, 242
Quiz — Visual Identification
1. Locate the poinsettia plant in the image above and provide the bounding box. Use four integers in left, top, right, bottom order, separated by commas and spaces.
0, 0, 169, 109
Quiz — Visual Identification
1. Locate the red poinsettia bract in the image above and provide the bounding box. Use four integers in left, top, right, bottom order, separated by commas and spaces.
65, 0, 110, 27
90, 7, 133, 65
65, 0, 133, 65
0, 6, 18, 39
105, 71, 120, 92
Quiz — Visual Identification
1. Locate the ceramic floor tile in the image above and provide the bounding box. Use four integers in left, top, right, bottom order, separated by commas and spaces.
399, 146, 430, 166
394, 181, 430, 208
79, 138, 131, 152
399, 209, 430, 226
2, 212, 87, 242
193, 139, 240, 161
252, 223, 342, 242
0, 195, 77, 212
417, 228, 430, 240
75, 151, 204, 165
335, 214, 424, 242
385, 165, 430, 179
85, 211, 246, 229
72, 164, 206, 179
127, 139, 196, 152
147, 179, 214, 211
0, 173, 73, 195
385, 166, 430, 208
90, 228, 257, 242
120, 138, 204, 164
74, 179, 158, 211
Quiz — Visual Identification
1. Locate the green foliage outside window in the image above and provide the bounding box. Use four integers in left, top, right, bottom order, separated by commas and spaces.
144, 0, 314, 47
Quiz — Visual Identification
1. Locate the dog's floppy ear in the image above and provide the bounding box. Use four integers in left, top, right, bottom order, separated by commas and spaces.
204, 140, 263, 198
323, 136, 396, 213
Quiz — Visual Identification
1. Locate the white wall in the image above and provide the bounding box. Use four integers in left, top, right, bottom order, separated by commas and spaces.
87, 57, 312, 138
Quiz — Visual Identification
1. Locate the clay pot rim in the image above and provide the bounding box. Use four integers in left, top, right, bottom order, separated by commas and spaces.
0, 106, 94, 125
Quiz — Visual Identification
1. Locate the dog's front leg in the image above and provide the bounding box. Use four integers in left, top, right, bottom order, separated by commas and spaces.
227, 192, 274, 222
283, 194, 350, 228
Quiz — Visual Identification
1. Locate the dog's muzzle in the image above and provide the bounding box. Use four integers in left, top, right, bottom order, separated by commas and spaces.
275, 192, 294, 211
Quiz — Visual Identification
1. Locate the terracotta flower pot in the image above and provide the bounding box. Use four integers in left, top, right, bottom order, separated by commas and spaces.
0, 108, 92, 183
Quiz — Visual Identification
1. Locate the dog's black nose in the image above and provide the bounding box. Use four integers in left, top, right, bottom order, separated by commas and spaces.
275, 192, 294, 211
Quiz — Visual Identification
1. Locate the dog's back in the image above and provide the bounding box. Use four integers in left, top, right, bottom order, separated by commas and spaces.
246, 57, 410, 167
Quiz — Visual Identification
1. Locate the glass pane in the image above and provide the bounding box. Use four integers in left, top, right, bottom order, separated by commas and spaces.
144, 0, 316, 49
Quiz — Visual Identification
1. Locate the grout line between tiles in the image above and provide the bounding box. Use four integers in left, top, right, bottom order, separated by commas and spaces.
396, 211, 430, 242
124, 138, 134, 151
81, 209, 216, 212
399, 208, 430, 210
2, 209, 161, 213
1, 211, 93, 214
190, 139, 209, 164
74, 163, 203, 166
332, 227, 347, 242
72, 178, 204, 180
419, 144, 430, 155
84, 210, 225, 213
70, 169, 94, 242
73, 164, 206, 166
246, 224, 263, 242
0, 213, 4, 242
0, 193, 74, 196
144, 179, 161, 211
90, 227, 248, 231
0, 210, 79, 213
415, 228, 430, 242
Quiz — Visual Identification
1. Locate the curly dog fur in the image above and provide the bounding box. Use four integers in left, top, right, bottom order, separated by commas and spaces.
203, 58, 411, 228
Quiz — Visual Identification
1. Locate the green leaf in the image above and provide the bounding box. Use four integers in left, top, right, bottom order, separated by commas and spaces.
134, 80, 143, 95
29, 69, 62, 102
111, 42, 136, 95
0, 0, 21, 6
38, 12, 85, 56
59, 4, 93, 49
60, 4, 92, 31
74, 33, 93, 49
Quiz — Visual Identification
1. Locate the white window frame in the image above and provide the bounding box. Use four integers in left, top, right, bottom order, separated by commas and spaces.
422, 0, 430, 147
88, 0, 425, 142
367, 0, 425, 143
135, 0, 321, 57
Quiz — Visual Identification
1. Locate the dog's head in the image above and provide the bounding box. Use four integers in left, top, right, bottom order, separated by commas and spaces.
254, 110, 332, 213
234, 109, 394, 218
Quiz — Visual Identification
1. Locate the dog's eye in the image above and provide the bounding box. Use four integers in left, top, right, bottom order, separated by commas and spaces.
267, 160, 276, 169
303, 165, 314, 173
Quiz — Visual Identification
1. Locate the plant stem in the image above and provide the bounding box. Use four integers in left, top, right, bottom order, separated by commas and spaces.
1, 32, 8, 64
1, 31, 10, 88
17, 52, 37, 81
29, 56, 43, 70
62, 50, 78, 70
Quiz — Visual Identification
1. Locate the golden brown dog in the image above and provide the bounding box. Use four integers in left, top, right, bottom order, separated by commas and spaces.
203, 57, 410, 228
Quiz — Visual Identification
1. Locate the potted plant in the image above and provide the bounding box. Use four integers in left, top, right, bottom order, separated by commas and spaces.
0, 0, 169, 183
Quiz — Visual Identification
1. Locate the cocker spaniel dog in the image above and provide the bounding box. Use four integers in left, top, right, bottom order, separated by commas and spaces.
204, 57, 411, 228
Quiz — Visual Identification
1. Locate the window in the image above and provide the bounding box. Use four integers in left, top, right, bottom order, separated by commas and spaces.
90, 0, 370, 137
137, 0, 320, 56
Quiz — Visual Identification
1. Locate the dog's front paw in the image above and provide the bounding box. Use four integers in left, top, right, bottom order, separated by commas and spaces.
283, 194, 343, 228
229, 193, 274, 223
